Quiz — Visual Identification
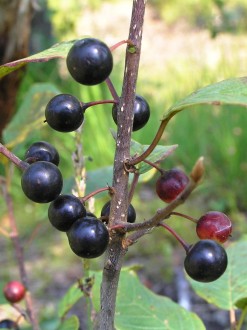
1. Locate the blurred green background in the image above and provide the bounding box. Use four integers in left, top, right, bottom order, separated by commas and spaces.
1, 0, 247, 327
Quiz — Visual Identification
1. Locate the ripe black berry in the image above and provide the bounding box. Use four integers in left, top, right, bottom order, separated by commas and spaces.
0, 319, 19, 329
184, 239, 228, 282
48, 194, 87, 232
101, 200, 136, 223
21, 161, 63, 203
156, 168, 189, 203
45, 94, 84, 132
66, 38, 113, 86
196, 211, 232, 243
112, 94, 150, 131
24, 141, 60, 165
3, 281, 25, 303
67, 216, 109, 258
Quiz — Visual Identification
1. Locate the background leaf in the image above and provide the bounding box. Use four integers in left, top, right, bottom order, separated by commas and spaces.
187, 240, 247, 310
56, 315, 80, 330
0, 40, 78, 79
111, 130, 178, 174
91, 268, 205, 330
58, 282, 83, 318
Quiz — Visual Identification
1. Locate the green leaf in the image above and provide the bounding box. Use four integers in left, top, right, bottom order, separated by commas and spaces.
111, 130, 177, 174
187, 240, 247, 310
3, 83, 61, 148
91, 268, 205, 330
164, 77, 247, 121
130, 138, 178, 174
0, 40, 78, 79
58, 282, 83, 318
56, 315, 80, 330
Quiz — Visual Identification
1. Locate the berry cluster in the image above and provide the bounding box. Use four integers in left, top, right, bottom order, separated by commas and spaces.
14, 37, 232, 282
155, 167, 231, 282
18, 38, 150, 260
18, 38, 150, 258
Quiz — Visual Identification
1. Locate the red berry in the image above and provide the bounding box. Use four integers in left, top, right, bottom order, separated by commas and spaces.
156, 168, 189, 203
3, 281, 26, 303
196, 211, 232, 243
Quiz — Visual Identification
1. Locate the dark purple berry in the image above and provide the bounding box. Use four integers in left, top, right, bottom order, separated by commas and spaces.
184, 239, 228, 282
112, 94, 150, 131
45, 94, 84, 132
156, 168, 189, 203
0, 319, 19, 329
196, 211, 232, 243
67, 216, 109, 258
3, 281, 25, 303
66, 38, 113, 86
48, 194, 86, 232
24, 141, 59, 165
101, 201, 136, 223
21, 161, 63, 203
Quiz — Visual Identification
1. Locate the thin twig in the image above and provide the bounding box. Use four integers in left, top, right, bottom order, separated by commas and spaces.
128, 171, 140, 203
1, 177, 40, 330
0, 143, 29, 171
158, 222, 189, 252
105, 77, 119, 101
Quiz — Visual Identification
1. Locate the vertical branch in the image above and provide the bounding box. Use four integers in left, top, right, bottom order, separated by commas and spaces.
99, 1, 146, 329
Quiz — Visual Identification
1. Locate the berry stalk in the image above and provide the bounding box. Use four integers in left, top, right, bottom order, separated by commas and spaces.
0, 143, 29, 171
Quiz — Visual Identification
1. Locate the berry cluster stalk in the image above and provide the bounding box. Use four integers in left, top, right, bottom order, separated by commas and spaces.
99, 1, 146, 329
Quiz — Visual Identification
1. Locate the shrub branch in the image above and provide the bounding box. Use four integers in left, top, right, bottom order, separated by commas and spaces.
99, 1, 146, 329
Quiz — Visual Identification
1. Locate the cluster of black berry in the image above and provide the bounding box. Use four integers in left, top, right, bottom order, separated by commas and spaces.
19, 37, 231, 283
19, 38, 144, 260
155, 167, 231, 282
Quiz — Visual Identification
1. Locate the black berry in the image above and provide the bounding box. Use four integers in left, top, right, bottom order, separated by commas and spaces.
112, 94, 150, 131
196, 211, 232, 243
48, 194, 87, 232
156, 168, 189, 203
184, 239, 228, 282
0, 319, 19, 329
24, 141, 59, 165
3, 281, 25, 303
101, 200, 136, 223
45, 94, 84, 132
21, 161, 63, 203
67, 216, 109, 258
66, 38, 113, 86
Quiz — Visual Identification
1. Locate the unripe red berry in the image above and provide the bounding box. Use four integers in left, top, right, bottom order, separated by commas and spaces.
3, 281, 26, 303
196, 211, 232, 243
156, 168, 189, 203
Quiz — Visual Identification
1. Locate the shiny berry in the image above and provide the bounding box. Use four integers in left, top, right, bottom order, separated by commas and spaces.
112, 94, 150, 131
101, 201, 136, 223
184, 239, 228, 282
48, 194, 87, 232
156, 168, 189, 203
45, 94, 84, 132
196, 211, 232, 243
21, 161, 63, 203
66, 38, 113, 86
0, 319, 19, 329
67, 216, 109, 258
3, 281, 25, 303
24, 141, 59, 165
